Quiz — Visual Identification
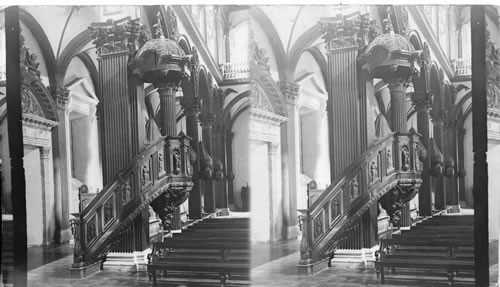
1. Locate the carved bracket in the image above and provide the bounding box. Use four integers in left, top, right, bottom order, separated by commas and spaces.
379, 180, 420, 227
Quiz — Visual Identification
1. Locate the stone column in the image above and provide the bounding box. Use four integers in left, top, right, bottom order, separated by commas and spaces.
199, 112, 216, 213
267, 142, 281, 242
386, 78, 411, 226
157, 84, 178, 137
411, 91, 433, 216
387, 79, 410, 133
181, 97, 203, 218
444, 118, 458, 206
156, 83, 181, 230
225, 131, 235, 209
39, 146, 55, 245
282, 81, 300, 239
214, 122, 229, 211
52, 87, 73, 242
431, 108, 447, 210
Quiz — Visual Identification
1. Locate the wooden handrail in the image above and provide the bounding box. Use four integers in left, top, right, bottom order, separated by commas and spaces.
72, 134, 194, 267
299, 131, 422, 265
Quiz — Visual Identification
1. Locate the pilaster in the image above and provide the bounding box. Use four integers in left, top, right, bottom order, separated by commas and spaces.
39, 146, 56, 245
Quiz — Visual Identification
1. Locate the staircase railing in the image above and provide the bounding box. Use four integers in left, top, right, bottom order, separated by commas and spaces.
298, 131, 422, 266
71, 135, 193, 267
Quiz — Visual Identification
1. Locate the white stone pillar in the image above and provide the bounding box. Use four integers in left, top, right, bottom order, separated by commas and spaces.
53, 87, 73, 242
267, 142, 281, 242
39, 146, 55, 245
283, 82, 301, 239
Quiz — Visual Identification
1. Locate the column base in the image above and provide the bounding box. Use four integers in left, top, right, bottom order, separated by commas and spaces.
296, 258, 329, 275
102, 249, 151, 272
69, 261, 101, 279
215, 208, 230, 217
330, 247, 378, 270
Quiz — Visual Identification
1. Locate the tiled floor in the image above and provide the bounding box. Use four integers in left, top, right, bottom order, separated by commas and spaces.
25, 239, 498, 287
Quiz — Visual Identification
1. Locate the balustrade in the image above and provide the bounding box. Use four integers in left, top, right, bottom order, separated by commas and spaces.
452, 58, 472, 76
71, 135, 193, 268
220, 62, 250, 80
298, 131, 422, 269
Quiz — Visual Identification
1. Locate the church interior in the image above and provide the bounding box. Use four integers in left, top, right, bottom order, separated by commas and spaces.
0, 4, 499, 287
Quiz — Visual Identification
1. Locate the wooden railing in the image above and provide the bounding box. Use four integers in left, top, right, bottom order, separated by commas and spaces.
71, 135, 193, 267
298, 131, 422, 266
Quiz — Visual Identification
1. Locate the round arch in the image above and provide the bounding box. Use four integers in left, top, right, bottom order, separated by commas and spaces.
287, 24, 322, 79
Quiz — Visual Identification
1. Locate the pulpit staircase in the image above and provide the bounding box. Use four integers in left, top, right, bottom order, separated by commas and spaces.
71, 135, 193, 271
298, 131, 422, 273
375, 214, 475, 286
148, 217, 251, 286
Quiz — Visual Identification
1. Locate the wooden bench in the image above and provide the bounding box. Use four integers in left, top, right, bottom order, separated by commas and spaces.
375, 238, 474, 286
147, 241, 250, 287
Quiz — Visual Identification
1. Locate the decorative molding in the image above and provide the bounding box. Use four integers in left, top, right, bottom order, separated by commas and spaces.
279, 81, 300, 105
249, 108, 287, 125
318, 12, 377, 50
251, 83, 274, 112
267, 142, 279, 155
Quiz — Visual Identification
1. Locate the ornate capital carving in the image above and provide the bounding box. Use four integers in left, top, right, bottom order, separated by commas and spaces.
430, 108, 447, 123
51, 86, 71, 110
279, 81, 300, 104
88, 17, 149, 56
386, 77, 411, 93
318, 12, 377, 50
410, 91, 433, 111
199, 112, 215, 127
156, 83, 179, 97
39, 147, 51, 159
180, 97, 201, 116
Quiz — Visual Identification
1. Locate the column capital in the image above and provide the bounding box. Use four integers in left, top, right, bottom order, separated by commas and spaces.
279, 81, 300, 105
267, 142, 279, 155
411, 91, 433, 111
386, 77, 411, 93
156, 83, 179, 96
180, 97, 202, 116
88, 17, 148, 56
318, 12, 377, 50
39, 146, 51, 159
430, 108, 447, 123
51, 85, 71, 110
199, 112, 215, 127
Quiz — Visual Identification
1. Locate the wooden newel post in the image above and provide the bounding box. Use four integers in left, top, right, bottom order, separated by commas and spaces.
71, 188, 85, 267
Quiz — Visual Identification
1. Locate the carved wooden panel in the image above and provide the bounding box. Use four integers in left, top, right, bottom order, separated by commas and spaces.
121, 180, 132, 205
103, 196, 114, 227
386, 146, 394, 174
172, 148, 182, 175
313, 210, 325, 240
330, 195, 342, 224
369, 155, 380, 185
86, 215, 97, 243
158, 150, 165, 176
349, 175, 360, 201
401, 144, 410, 171
141, 156, 152, 186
